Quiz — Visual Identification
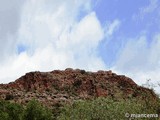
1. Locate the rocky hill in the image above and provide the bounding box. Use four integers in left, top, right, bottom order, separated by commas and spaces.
0, 68, 158, 107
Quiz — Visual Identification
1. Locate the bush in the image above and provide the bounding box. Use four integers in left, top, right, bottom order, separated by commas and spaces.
58, 97, 160, 120
73, 80, 82, 88
0, 97, 159, 120
5, 94, 14, 100
0, 100, 24, 120
80, 70, 86, 74
23, 99, 53, 120
0, 100, 53, 120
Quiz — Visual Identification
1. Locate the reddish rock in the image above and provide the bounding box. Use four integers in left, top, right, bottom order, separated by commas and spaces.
0, 68, 158, 106
95, 87, 108, 97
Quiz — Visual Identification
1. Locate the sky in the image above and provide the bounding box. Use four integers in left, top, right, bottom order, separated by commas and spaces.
0, 0, 160, 93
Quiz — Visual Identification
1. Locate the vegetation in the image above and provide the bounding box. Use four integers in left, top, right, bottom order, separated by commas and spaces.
23, 99, 53, 120
0, 97, 159, 120
58, 97, 160, 120
0, 101, 23, 120
0, 100, 53, 120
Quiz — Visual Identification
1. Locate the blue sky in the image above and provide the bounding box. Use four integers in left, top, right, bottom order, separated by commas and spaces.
94, 0, 160, 67
0, 0, 160, 93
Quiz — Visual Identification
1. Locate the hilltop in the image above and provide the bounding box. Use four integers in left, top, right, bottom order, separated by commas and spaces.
0, 68, 157, 107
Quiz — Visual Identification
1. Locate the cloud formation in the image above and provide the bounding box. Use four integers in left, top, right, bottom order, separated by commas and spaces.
140, 0, 158, 16
1, 0, 159, 94
132, 0, 160, 21
113, 34, 160, 93
0, 0, 24, 62
0, 0, 106, 83
105, 19, 121, 36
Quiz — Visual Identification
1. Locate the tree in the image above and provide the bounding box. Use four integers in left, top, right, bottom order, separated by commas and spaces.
23, 99, 53, 120
0, 100, 24, 120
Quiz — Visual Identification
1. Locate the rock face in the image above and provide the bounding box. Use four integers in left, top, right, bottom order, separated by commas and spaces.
0, 68, 157, 107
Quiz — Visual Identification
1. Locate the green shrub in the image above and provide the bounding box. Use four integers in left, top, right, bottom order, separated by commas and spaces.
0, 100, 24, 120
0, 100, 53, 120
0, 97, 159, 120
23, 99, 53, 120
58, 97, 160, 120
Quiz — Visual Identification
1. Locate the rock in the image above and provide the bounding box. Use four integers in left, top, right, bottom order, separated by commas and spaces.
0, 69, 158, 107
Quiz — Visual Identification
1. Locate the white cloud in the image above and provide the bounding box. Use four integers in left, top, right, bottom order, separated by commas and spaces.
140, 0, 158, 15
132, 0, 159, 20
0, 0, 106, 83
115, 36, 148, 72
105, 19, 121, 37
3, 0, 159, 96
113, 34, 160, 93
0, 0, 24, 62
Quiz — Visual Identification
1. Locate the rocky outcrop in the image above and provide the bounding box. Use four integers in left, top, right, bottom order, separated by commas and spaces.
0, 68, 158, 107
